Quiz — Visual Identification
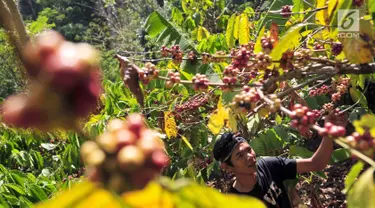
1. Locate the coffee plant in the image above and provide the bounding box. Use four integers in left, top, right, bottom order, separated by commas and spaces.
1, 0, 375, 207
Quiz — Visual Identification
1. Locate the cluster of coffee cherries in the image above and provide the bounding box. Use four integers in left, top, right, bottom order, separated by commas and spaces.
201, 53, 212, 64
314, 42, 324, 50
81, 114, 169, 193
160, 45, 183, 64
280, 50, 294, 71
331, 77, 350, 102
281, 5, 292, 17
261, 35, 276, 54
267, 94, 281, 113
294, 48, 312, 68
317, 122, 346, 138
346, 131, 375, 158
232, 86, 260, 112
290, 104, 317, 136
253, 52, 272, 70
221, 65, 239, 91
331, 42, 343, 56
192, 74, 210, 91
165, 71, 181, 88
231, 47, 252, 69
170, 45, 183, 64
309, 85, 332, 97
323, 102, 334, 113
138, 62, 159, 85
160, 45, 170, 57
187, 51, 197, 62
174, 95, 209, 114
1, 30, 101, 130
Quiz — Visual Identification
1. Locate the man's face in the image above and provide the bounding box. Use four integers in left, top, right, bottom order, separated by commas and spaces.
227, 142, 257, 174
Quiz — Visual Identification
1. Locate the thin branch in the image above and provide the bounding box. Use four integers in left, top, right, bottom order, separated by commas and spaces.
276, 74, 329, 98
335, 138, 375, 168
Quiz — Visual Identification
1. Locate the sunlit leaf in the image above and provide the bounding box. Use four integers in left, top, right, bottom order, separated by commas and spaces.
227, 109, 238, 132
315, 0, 328, 25
208, 96, 229, 135
270, 23, 312, 61
353, 114, 375, 136
35, 181, 96, 207
233, 15, 241, 40
347, 167, 375, 208
181, 136, 193, 150
164, 112, 178, 139
343, 161, 364, 194
226, 14, 236, 48
239, 13, 250, 45
254, 26, 265, 53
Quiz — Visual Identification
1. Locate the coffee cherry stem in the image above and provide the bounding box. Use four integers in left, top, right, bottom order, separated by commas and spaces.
335, 138, 375, 168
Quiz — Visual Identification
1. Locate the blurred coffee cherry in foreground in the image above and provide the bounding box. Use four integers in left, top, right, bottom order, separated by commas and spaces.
1, 30, 102, 130
81, 114, 170, 193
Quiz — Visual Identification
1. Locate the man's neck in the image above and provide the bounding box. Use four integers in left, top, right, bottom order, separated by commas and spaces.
233, 172, 257, 193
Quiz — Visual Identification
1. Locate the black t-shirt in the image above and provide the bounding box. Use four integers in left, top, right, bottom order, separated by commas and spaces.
229, 156, 297, 208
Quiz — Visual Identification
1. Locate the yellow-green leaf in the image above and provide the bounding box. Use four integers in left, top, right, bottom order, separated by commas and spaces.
254, 26, 265, 53
343, 161, 364, 194
349, 87, 368, 108
327, 0, 339, 18
208, 96, 229, 135
164, 112, 177, 139
226, 14, 236, 48
122, 182, 174, 208
275, 114, 282, 124
233, 15, 241, 40
227, 109, 238, 132
35, 181, 97, 207
347, 167, 375, 208
270, 23, 312, 61
315, 0, 328, 25
353, 114, 375, 137
239, 13, 250, 45
197, 26, 210, 41
181, 136, 193, 150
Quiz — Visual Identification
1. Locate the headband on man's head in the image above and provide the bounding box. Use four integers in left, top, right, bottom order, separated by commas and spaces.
213, 132, 246, 163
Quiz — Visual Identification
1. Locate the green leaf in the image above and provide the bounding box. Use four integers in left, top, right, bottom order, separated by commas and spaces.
330, 148, 351, 164
171, 7, 184, 26
349, 87, 368, 108
4, 184, 25, 195
239, 13, 250, 45
347, 167, 375, 208
226, 14, 236, 48
29, 184, 48, 201
289, 145, 313, 158
349, 107, 370, 123
144, 11, 195, 51
144, 12, 167, 38
270, 23, 312, 61
343, 161, 364, 194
